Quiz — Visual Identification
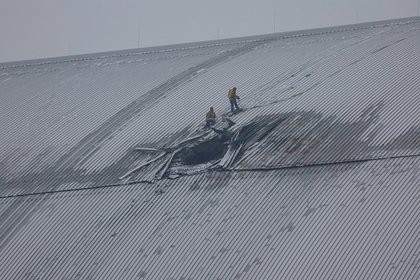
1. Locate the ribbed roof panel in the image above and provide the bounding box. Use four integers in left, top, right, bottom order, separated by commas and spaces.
0, 157, 419, 279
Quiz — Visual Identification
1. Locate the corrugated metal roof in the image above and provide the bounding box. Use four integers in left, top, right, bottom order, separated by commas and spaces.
0, 158, 419, 279
1, 17, 420, 279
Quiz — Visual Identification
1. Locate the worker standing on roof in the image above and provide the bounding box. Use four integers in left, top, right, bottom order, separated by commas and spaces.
228, 87, 240, 112
205, 106, 216, 127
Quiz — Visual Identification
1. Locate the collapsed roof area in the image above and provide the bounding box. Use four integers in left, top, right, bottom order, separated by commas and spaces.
0, 17, 419, 279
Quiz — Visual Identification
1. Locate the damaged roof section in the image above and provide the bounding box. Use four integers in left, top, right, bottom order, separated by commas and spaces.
120, 103, 420, 183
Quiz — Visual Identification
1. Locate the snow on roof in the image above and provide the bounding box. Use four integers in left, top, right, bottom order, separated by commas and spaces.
0, 17, 420, 279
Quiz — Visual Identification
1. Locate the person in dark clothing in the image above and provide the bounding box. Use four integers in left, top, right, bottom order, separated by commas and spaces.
206, 107, 216, 127
227, 87, 240, 112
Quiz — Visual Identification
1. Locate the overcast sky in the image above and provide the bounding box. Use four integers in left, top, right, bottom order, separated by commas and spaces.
0, 0, 419, 63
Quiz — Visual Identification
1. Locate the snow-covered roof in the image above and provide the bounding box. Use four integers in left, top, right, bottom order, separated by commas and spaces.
0, 17, 420, 279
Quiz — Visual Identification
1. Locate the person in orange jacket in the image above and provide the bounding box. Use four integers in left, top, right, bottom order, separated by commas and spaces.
227, 87, 240, 112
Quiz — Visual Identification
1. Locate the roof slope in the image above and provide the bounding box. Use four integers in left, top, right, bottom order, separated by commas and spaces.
0, 17, 420, 279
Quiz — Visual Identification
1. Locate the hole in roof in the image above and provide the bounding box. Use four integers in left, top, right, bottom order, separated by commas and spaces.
178, 135, 229, 165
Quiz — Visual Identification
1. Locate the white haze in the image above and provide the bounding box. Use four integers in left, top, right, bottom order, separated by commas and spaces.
0, 0, 419, 62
